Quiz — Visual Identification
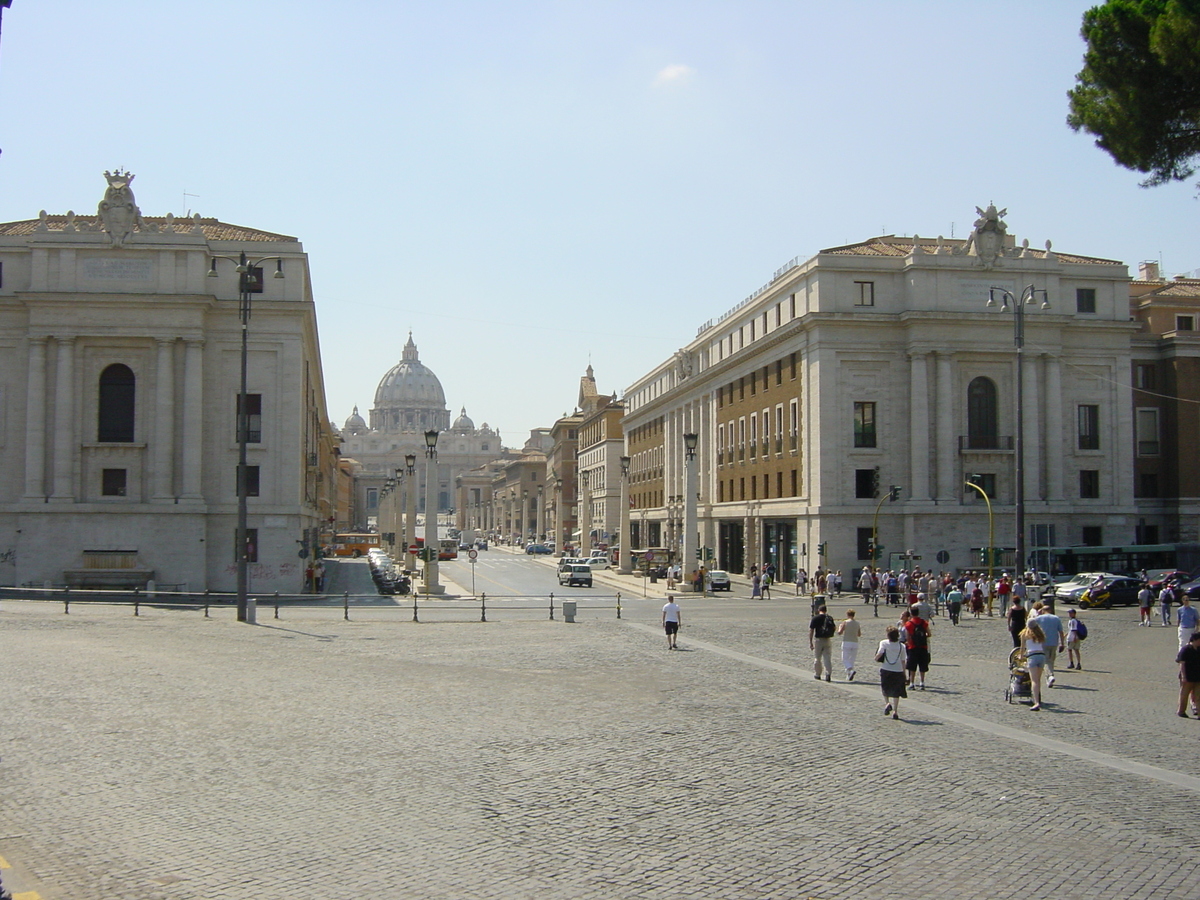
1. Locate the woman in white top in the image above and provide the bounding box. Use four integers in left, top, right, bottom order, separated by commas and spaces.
1020, 620, 1047, 711
837, 609, 862, 681
876, 626, 908, 720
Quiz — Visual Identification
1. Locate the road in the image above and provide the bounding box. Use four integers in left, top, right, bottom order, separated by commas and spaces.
2, 565, 1197, 899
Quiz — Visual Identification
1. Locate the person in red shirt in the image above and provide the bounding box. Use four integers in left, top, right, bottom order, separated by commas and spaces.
904, 605, 932, 690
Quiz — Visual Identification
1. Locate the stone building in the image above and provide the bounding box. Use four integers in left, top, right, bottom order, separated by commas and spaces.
623, 206, 1136, 580
0, 171, 338, 591
338, 333, 507, 530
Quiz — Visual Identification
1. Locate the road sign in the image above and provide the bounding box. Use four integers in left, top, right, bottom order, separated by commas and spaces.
468, 549, 478, 561
644, 551, 655, 563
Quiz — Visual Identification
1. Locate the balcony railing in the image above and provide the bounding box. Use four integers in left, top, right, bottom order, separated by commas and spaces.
958, 435, 1014, 451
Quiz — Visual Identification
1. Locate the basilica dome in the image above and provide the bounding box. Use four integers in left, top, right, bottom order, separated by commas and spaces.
369, 334, 450, 433
452, 407, 475, 431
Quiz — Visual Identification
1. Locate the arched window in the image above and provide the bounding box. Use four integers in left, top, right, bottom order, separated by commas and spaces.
967, 376, 998, 449
98, 364, 135, 442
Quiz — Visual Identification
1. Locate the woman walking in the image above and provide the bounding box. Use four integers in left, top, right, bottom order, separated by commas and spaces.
876, 626, 908, 720
1020, 620, 1047, 711
838, 609, 862, 681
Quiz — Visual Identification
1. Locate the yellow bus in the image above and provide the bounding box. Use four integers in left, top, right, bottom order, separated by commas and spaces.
331, 533, 381, 558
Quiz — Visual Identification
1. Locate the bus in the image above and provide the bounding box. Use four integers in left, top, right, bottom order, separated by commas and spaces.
331, 533, 381, 558
412, 537, 459, 561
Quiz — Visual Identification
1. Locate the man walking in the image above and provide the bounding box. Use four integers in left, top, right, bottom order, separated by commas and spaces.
1177, 596, 1199, 652
904, 604, 932, 690
662, 594, 682, 650
1030, 602, 1065, 686
1138, 583, 1154, 626
809, 604, 836, 681
1160, 582, 1175, 626
1175, 631, 1200, 718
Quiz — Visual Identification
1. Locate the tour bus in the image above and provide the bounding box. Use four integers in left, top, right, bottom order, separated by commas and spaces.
412, 537, 460, 561
331, 533, 381, 558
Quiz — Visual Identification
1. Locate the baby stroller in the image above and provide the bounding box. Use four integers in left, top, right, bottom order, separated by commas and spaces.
1005, 647, 1032, 704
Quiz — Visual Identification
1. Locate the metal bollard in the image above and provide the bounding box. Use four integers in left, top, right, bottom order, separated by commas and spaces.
549, 592, 555, 620
480, 591, 487, 623
134, 596, 140, 617
274, 591, 280, 620
616, 591, 622, 619
344, 591, 350, 621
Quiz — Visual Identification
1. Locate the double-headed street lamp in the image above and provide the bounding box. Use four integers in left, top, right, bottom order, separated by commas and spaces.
208, 251, 284, 623
404, 452, 418, 572
618, 455, 632, 574
987, 284, 1049, 578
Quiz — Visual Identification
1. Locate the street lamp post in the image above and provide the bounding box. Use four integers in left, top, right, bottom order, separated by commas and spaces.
965, 474, 995, 585
423, 430, 443, 594
404, 453, 417, 572
683, 433, 699, 592
870, 485, 902, 617
579, 469, 590, 552
618, 455, 632, 574
988, 284, 1049, 578
522, 489, 529, 543
394, 467, 405, 561
208, 251, 284, 623
536, 484, 545, 544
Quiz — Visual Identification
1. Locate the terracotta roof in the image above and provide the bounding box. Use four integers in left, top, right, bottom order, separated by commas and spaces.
1133, 279, 1200, 298
819, 234, 1122, 266
0, 215, 296, 242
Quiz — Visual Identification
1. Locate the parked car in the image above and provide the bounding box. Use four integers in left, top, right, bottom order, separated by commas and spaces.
708, 570, 732, 591
1078, 575, 1144, 608
582, 556, 609, 570
526, 543, 553, 555
558, 564, 593, 587
1052, 572, 1119, 605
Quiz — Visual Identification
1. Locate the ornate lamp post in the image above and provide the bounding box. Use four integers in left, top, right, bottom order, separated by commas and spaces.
988, 284, 1049, 578
404, 453, 417, 571
618, 455, 632, 574
208, 251, 284, 623
423, 430, 443, 594
522, 489, 529, 544
536, 484, 545, 543
683, 434, 699, 590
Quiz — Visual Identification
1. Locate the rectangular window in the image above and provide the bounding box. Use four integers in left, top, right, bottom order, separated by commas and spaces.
1177, 315, 1194, 331
1077, 404, 1100, 450
241, 266, 265, 295
853, 401, 877, 448
1136, 408, 1160, 456
751, 475, 757, 500
1139, 472, 1159, 497
739, 377, 745, 400
775, 360, 782, 385
237, 393, 263, 443
366, 487, 379, 510
739, 478, 745, 501
1136, 364, 1156, 391
967, 473, 997, 500
1031, 524, 1056, 547
791, 469, 797, 496
1079, 469, 1100, 499
1081, 525, 1102, 546
237, 465, 260, 497
789, 352, 797, 380
1137, 523, 1160, 544
718, 481, 724, 502
101, 468, 127, 496
776, 471, 783, 496
855, 281, 875, 307
749, 320, 755, 341
750, 371, 756, 395
1076, 287, 1096, 313
235, 527, 259, 563
855, 469, 876, 499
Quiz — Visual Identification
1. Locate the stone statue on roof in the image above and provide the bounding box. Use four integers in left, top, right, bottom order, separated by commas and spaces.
957, 203, 1007, 269
97, 169, 143, 248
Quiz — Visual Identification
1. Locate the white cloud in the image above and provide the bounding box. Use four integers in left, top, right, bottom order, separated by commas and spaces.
653, 64, 696, 87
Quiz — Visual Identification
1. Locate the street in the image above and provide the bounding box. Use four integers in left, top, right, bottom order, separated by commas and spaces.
1, 570, 1197, 900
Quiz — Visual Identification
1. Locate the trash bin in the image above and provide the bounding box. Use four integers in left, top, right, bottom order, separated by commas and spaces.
246, 597, 257, 625
563, 600, 577, 623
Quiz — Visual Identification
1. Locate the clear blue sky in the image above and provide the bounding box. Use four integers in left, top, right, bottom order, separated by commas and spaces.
2, 1, 1195, 444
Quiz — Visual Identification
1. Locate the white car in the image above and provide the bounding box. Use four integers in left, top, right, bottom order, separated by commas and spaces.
583, 556, 610, 570
1052, 572, 1119, 604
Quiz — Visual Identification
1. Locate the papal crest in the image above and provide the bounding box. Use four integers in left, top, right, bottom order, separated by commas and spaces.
97, 169, 144, 248
960, 203, 1008, 269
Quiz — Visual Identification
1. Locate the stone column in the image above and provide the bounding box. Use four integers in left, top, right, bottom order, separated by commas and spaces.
153, 338, 176, 500
181, 340, 204, 499
1045, 354, 1063, 501
51, 337, 75, 500
1023, 353, 1042, 502
24, 338, 48, 498
936, 352, 955, 500
909, 352, 930, 501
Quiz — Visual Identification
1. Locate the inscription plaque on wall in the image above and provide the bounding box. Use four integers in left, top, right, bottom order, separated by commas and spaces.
82, 258, 154, 281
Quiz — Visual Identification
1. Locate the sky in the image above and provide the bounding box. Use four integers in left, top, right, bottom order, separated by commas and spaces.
1, 1, 1196, 446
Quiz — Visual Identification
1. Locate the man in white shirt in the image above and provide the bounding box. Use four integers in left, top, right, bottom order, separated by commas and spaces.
662, 595, 682, 650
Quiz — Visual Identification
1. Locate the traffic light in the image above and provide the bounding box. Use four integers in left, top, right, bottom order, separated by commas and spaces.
818, 542, 827, 557
696, 547, 703, 560
979, 548, 987, 565
872, 466, 881, 499
889, 485, 901, 502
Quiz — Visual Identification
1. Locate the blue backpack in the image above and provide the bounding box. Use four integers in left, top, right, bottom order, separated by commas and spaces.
1074, 620, 1088, 640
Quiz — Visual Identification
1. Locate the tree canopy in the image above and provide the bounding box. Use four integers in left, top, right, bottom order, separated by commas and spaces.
1067, 0, 1200, 187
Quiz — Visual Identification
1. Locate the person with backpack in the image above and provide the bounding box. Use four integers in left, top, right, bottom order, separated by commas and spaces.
1065, 607, 1087, 669
904, 604, 932, 690
809, 604, 837, 681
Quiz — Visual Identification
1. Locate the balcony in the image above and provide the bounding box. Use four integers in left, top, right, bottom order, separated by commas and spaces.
958, 435, 1014, 452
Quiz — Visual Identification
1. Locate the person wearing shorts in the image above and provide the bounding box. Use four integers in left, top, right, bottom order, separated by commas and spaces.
904, 607, 932, 690
662, 595, 681, 650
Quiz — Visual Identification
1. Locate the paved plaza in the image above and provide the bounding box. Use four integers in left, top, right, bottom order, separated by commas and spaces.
2, 581, 1198, 900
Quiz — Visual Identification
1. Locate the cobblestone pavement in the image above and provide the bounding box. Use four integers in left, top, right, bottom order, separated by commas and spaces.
1, 590, 1197, 900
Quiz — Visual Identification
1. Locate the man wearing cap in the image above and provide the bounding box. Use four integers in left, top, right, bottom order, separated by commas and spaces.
1175, 631, 1200, 718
